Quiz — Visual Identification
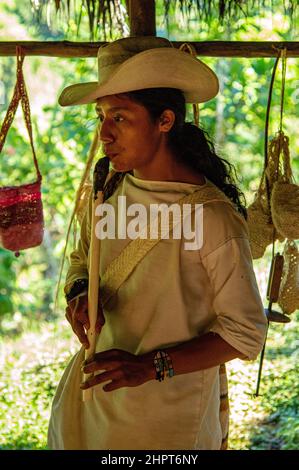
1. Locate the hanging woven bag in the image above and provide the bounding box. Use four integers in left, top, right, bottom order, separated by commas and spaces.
247, 142, 284, 259
278, 240, 299, 314
271, 131, 299, 240
0, 48, 44, 256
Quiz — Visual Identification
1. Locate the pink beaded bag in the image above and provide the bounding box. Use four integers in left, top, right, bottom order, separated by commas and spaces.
0, 48, 44, 256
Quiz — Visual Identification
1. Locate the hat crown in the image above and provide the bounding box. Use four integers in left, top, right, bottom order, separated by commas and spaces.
58, 36, 219, 106
97, 36, 173, 84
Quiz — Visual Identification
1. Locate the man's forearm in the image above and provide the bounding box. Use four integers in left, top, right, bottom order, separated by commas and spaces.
143, 333, 247, 381
81, 333, 247, 391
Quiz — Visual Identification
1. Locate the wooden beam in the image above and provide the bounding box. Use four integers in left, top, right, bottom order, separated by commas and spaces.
0, 41, 298, 58
127, 0, 156, 36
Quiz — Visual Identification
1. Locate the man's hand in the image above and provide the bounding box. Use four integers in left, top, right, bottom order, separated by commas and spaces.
65, 293, 105, 348
80, 349, 156, 391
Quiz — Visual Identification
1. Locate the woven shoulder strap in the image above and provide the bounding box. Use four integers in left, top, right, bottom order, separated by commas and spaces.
0, 47, 41, 182
101, 183, 234, 307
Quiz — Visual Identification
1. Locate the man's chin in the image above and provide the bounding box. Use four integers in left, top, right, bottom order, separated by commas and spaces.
110, 159, 133, 173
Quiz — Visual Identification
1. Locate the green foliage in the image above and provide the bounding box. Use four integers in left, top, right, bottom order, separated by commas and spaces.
0, 321, 78, 449
227, 311, 299, 450
0, 249, 16, 315
0, 312, 298, 450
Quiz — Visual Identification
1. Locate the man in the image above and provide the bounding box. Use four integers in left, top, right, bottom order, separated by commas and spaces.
48, 36, 267, 450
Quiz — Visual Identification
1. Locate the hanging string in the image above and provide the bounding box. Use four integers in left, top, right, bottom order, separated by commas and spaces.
279, 48, 287, 134
16, 46, 42, 182
178, 42, 199, 127
264, 52, 279, 209
273, 48, 287, 260
264, 46, 287, 259
0, 46, 41, 182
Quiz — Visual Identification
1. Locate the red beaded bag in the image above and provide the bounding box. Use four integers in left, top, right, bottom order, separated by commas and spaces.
0, 48, 44, 256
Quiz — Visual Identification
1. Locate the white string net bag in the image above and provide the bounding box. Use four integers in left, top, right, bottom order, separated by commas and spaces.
247, 133, 285, 259
278, 240, 299, 315
271, 131, 299, 241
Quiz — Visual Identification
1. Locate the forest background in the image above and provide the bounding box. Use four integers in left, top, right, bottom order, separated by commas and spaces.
0, 0, 298, 450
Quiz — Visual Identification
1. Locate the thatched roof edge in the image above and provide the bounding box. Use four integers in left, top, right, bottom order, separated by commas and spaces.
30, 0, 298, 39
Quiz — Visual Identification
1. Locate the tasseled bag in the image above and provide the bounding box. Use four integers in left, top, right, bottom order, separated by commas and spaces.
0, 48, 44, 256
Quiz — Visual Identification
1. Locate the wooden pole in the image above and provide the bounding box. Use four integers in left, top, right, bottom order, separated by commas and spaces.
83, 156, 110, 401
0, 41, 298, 58
127, 0, 156, 36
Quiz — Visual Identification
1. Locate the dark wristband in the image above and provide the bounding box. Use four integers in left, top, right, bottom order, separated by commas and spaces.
65, 278, 89, 303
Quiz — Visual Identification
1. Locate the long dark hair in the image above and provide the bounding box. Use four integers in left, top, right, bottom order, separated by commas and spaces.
118, 88, 247, 219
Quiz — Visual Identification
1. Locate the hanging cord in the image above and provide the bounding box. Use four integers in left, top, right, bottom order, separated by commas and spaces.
0, 46, 41, 182
15, 46, 42, 182
272, 48, 287, 191
255, 47, 288, 397
264, 47, 287, 259
279, 48, 287, 135
178, 43, 199, 127
272, 47, 287, 259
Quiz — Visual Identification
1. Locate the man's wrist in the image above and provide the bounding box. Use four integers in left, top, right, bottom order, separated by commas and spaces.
153, 350, 175, 381
67, 289, 88, 307
65, 278, 89, 303
140, 351, 157, 382
141, 349, 175, 383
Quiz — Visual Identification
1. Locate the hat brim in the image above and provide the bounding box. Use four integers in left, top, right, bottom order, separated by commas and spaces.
58, 47, 219, 106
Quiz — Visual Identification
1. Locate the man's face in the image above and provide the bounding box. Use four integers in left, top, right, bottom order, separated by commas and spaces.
96, 94, 166, 173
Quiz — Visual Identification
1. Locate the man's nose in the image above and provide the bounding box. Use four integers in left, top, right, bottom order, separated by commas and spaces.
99, 119, 114, 143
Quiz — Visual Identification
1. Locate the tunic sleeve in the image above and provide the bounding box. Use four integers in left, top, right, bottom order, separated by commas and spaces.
200, 204, 268, 360
64, 191, 92, 296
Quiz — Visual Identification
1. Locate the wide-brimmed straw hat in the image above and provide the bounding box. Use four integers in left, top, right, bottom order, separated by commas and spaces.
58, 36, 219, 106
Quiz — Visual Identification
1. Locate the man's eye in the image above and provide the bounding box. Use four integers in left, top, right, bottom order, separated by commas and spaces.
97, 115, 124, 123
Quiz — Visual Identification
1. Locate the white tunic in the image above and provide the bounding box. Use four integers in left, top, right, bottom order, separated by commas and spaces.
48, 174, 267, 450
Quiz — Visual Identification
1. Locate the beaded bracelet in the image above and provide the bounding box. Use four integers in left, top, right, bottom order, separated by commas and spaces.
153, 350, 174, 382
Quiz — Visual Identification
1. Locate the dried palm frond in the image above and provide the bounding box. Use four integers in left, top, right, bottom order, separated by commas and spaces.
30, 0, 129, 40
30, 0, 298, 40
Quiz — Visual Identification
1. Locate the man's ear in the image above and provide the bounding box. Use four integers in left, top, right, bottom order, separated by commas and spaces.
159, 109, 176, 133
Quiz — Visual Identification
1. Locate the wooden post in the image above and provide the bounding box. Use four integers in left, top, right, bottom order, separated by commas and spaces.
127, 0, 156, 36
